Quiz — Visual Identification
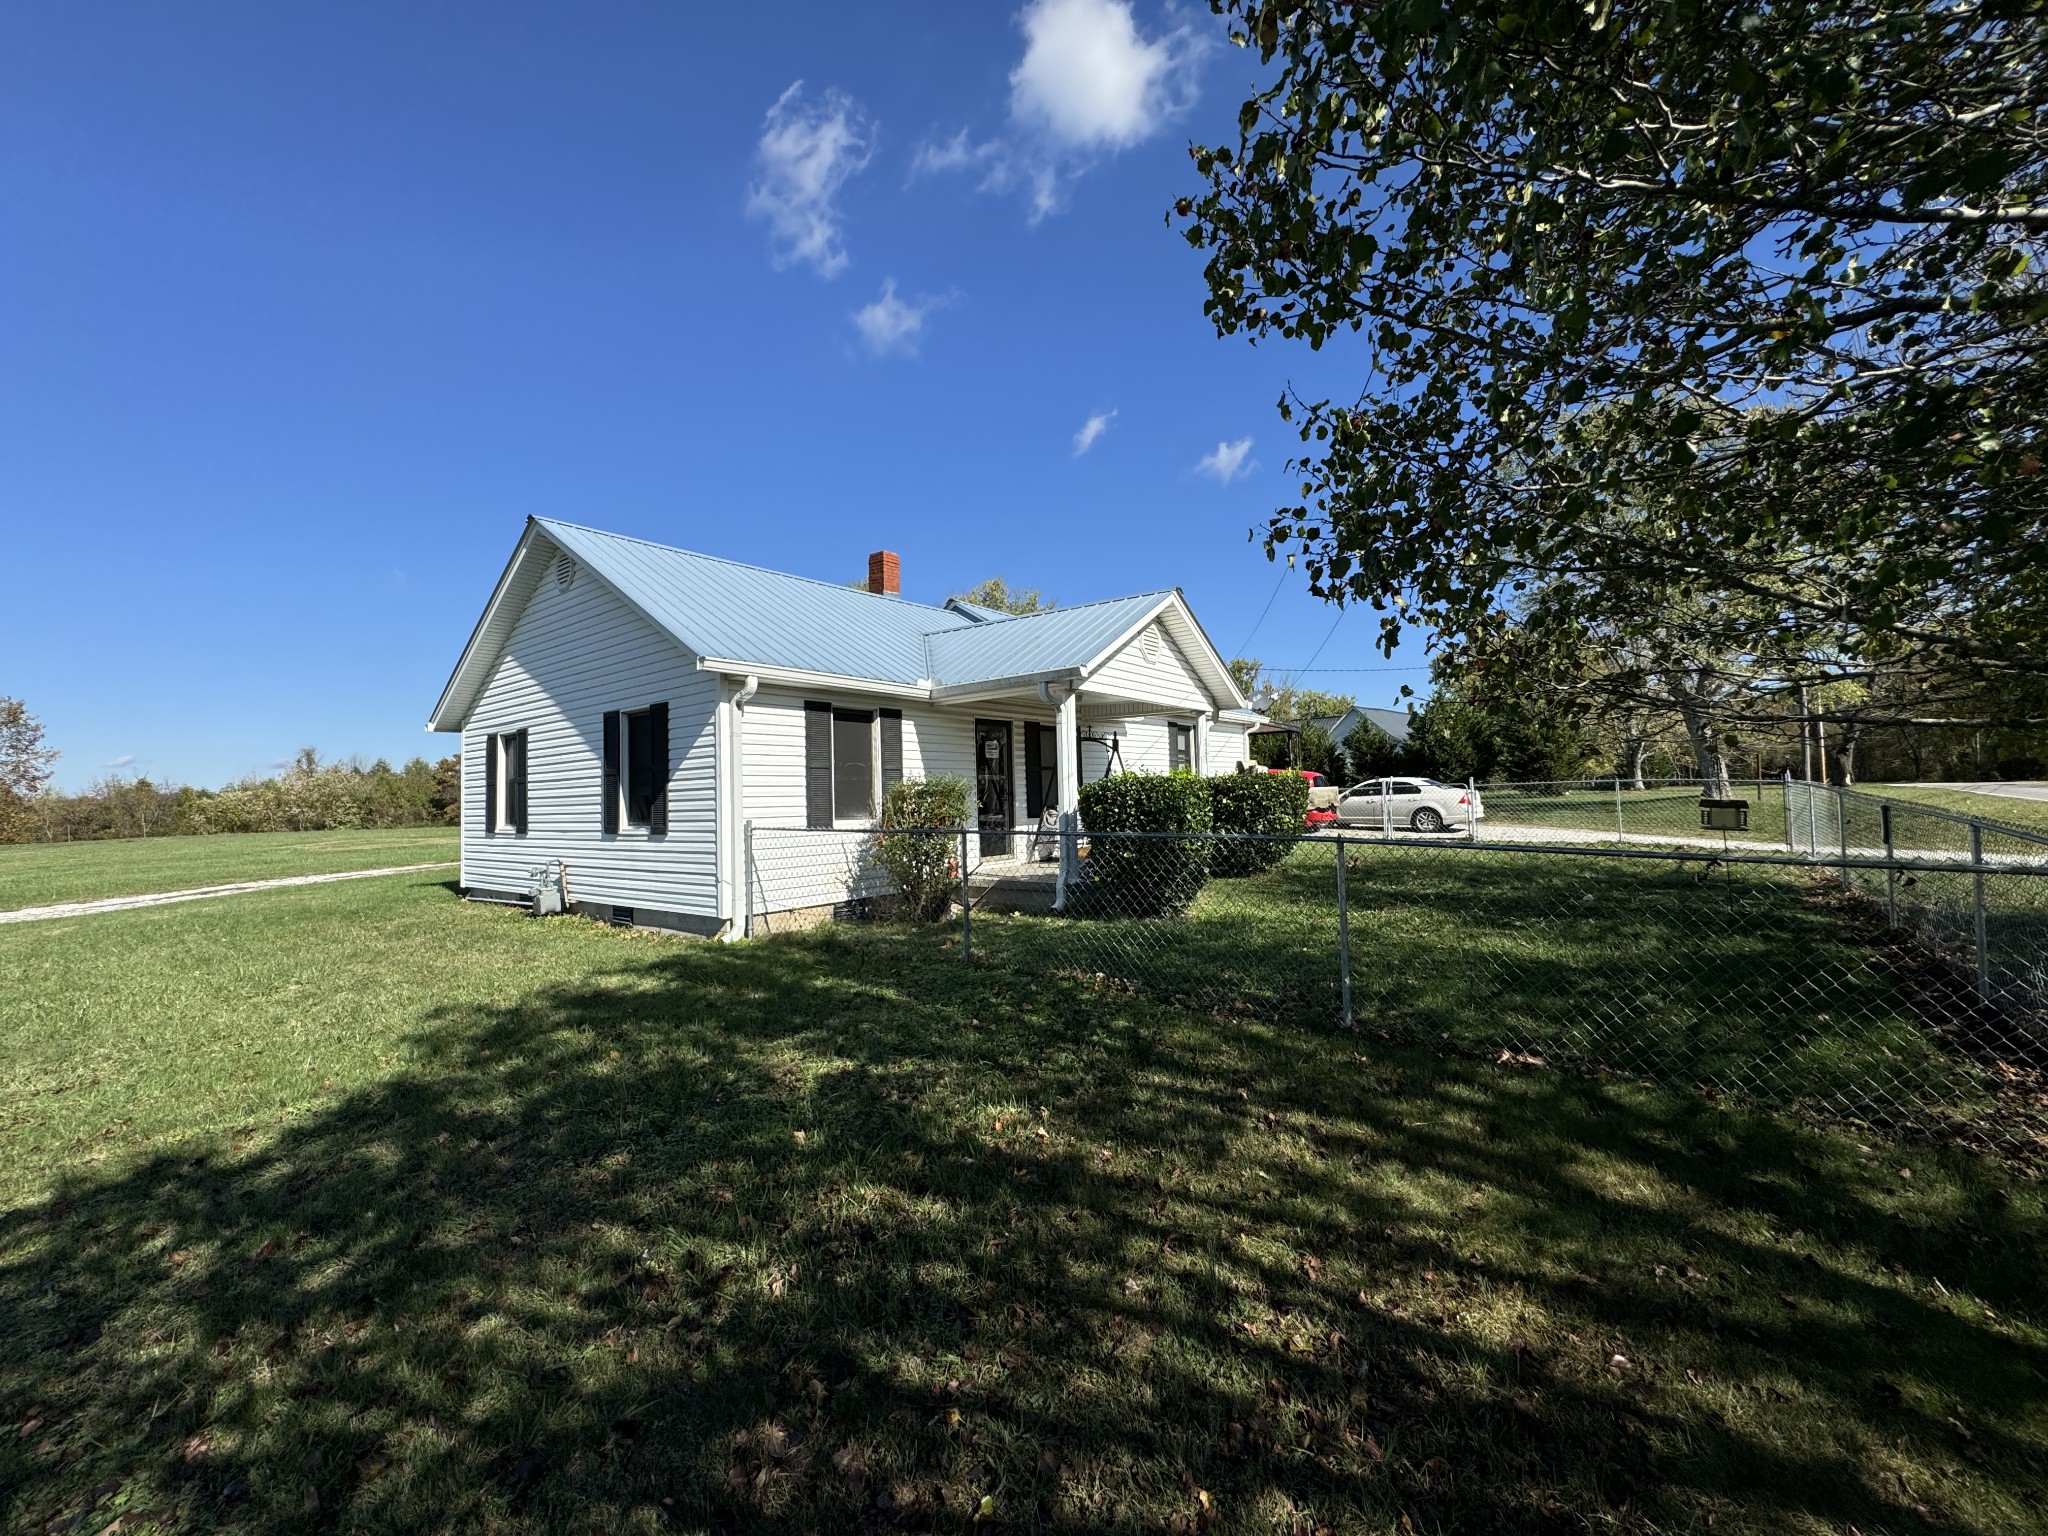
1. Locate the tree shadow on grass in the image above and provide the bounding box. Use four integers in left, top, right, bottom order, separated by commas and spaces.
1005, 848, 2048, 1153
2, 921, 2045, 1534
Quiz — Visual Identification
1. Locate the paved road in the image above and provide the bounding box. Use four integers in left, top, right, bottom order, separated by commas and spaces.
0, 863, 458, 926
1901, 781, 2048, 804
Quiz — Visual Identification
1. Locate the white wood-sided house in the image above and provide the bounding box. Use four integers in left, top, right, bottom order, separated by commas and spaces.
428, 518, 1261, 935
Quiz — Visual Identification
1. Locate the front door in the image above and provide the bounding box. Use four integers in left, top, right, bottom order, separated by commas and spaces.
974, 720, 1012, 857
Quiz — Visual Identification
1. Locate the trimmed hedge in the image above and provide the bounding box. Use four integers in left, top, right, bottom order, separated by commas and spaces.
1207, 768, 1311, 875
1073, 771, 1212, 918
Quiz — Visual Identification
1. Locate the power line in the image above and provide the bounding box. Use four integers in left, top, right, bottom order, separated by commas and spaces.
1231, 568, 1288, 657
1274, 665, 1432, 673
1294, 608, 1347, 677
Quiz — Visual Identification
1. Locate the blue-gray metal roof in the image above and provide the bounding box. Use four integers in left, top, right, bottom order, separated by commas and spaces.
541, 519, 945, 685
1311, 705, 1414, 745
943, 597, 1010, 624
538, 519, 1170, 690
925, 593, 1168, 689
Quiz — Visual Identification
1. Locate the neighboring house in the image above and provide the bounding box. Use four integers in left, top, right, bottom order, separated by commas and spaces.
428, 518, 1261, 934
1310, 705, 1414, 749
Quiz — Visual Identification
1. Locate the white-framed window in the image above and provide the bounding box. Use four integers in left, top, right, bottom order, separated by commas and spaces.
488, 728, 527, 834
602, 702, 667, 836
832, 707, 876, 825
806, 701, 903, 829
622, 706, 658, 829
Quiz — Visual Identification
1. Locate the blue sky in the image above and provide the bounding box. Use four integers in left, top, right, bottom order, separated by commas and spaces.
2, 0, 1424, 791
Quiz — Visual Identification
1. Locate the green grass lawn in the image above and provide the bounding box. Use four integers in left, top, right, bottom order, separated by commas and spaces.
0, 827, 457, 912
3, 867, 2045, 1534
1475, 781, 1790, 846
1864, 784, 2048, 841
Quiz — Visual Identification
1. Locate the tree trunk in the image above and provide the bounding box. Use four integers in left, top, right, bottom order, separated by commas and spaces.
1828, 723, 1859, 788
1628, 738, 1649, 792
1676, 703, 1733, 798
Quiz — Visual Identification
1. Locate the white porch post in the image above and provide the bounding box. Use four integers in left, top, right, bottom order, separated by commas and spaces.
1054, 685, 1080, 909
1194, 711, 1212, 777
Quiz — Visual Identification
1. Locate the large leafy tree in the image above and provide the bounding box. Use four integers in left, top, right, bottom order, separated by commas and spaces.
1179, 0, 2048, 673
0, 697, 58, 842
950, 577, 1055, 615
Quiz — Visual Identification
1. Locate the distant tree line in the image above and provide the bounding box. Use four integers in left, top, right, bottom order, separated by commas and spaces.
1228, 664, 2047, 791
0, 701, 460, 843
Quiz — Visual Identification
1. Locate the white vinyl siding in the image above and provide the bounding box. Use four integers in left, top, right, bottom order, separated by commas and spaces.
1085, 623, 1210, 713
461, 562, 719, 916
741, 693, 994, 911
1209, 722, 1253, 771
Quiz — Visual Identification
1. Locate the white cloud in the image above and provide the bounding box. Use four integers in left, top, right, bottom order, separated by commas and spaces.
916, 0, 1203, 220
853, 279, 945, 357
1196, 436, 1255, 482
910, 129, 995, 179
1073, 409, 1117, 455
745, 82, 875, 278
1010, 0, 1196, 150
104, 753, 138, 769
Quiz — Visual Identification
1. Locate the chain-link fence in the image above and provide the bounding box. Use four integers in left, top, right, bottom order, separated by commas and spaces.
744, 821, 2048, 1160
1786, 781, 2048, 1024
1470, 775, 1791, 849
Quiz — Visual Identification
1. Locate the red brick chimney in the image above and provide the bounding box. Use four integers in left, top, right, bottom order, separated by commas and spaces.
867, 550, 901, 596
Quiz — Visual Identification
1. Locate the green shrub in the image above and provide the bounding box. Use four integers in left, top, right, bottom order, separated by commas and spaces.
874, 776, 970, 921
1072, 771, 1212, 917
1207, 768, 1310, 875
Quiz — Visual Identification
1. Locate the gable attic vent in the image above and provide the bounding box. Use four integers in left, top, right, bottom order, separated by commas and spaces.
554, 554, 577, 592
1140, 627, 1164, 665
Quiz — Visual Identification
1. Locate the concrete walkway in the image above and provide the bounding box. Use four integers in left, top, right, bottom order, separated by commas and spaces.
0, 863, 458, 926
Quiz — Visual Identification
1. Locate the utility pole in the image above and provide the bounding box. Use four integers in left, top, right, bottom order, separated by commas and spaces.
1798, 684, 1813, 783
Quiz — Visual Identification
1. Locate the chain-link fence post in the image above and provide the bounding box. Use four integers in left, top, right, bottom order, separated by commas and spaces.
1837, 785, 1852, 890
1335, 835, 1353, 1029
742, 819, 754, 937
1971, 823, 1989, 1001
959, 826, 972, 961
1881, 804, 1898, 928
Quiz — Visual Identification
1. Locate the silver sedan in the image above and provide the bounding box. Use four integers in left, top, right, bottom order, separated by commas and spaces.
1335, 777, 1483, 833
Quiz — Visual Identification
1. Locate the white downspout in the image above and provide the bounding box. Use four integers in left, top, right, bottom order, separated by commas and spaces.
724, 674, 760, 940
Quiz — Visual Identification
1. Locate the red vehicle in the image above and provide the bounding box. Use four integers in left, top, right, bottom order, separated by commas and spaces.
1267, 768, 1339, 827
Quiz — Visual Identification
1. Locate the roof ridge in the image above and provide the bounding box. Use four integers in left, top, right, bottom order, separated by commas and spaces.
919, 589, 1172, 638
535, 517, 955, 616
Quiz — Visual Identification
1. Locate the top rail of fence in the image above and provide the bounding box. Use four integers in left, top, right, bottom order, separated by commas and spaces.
748, 821, 2048, 879
1833, 784, 2048, 850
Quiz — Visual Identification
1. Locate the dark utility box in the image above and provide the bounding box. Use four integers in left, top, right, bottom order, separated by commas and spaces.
1699, 798, 1750, 831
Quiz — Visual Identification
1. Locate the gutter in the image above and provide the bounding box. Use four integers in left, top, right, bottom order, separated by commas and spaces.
931, 667, 1086, 703
694, 657, 928, 701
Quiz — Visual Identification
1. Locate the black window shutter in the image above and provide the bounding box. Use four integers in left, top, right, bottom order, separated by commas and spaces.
648, 702, 670, 834
512, 731, 529, 833
804, 701, 833, 828
602, 711, 621, 833
484, 732, 499, 835
879, 708, 903, 797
